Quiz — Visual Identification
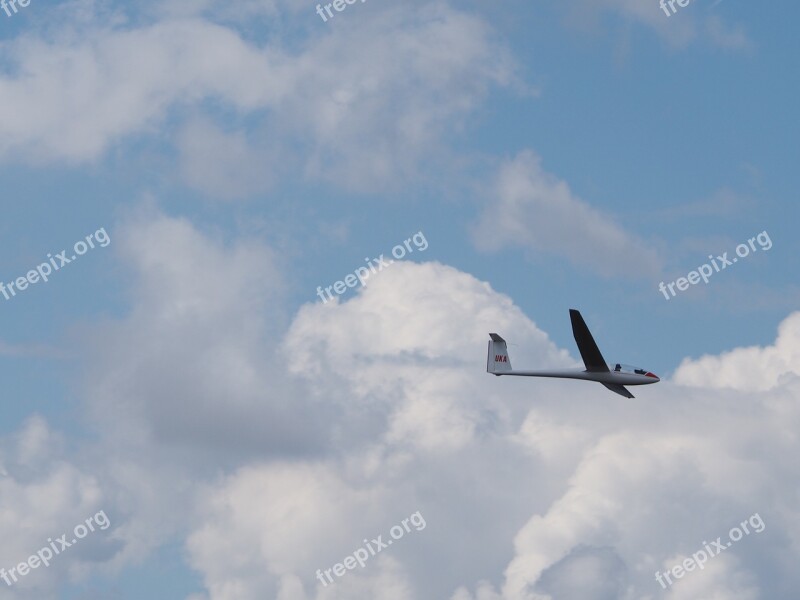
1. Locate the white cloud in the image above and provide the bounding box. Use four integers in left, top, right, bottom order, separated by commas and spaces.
23, 209, 795, 600
673, 312, 800, 392
473, 151, 662, 278
0, 2, 517, 195
0, 18, 280, 164
175, 250, 797, 599
0, 417, 117, 599
287, 260, 573, 451
499, 431, 770, 599
80, 205, 334, 457
186, 462, 414, 600
661, 553, 760, 600
284, 3, 518, 191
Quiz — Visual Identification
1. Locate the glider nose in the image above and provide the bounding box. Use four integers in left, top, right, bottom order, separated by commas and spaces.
645, 372, 659, 382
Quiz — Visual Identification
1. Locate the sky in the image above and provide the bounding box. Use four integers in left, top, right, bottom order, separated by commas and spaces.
0, 0, 798, 599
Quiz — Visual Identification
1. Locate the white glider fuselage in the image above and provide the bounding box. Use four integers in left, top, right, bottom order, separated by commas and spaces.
488, 309, 660, 398
499, 369, 658, 386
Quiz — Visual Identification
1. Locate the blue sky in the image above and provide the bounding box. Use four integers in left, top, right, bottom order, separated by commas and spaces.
0, 1, 798, 599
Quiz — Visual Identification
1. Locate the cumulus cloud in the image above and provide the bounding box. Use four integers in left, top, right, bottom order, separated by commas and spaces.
0, 417, 119, 599
0, 1, 517, 195
473, 151, 661, 278
81, 206, 332, 458
0, 17, 280, 163
284, 3, 518, 191
499, 431, 771, 599
178, 259, 578, 599
0, 1, 787, 599
177, 250, 796, 599
186, 463, 414, 600
674, 312, 800, 392
287, 261, 573, 451
17, 209, 793, 600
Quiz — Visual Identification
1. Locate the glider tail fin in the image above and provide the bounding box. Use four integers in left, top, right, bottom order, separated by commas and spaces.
487, 333, 512, 375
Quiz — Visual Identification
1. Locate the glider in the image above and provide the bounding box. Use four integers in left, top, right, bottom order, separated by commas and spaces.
487, 309, 659, 398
